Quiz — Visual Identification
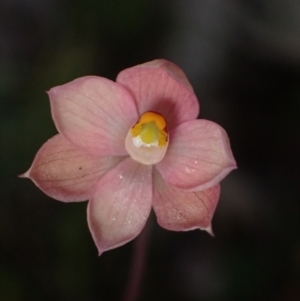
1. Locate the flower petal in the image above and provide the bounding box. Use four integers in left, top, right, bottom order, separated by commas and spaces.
156, 119, 236, 191
21, 134, 124, 202
49, 76, 138, 156
87, 157, 152, 255
116, 59, 199, 130
153, 170, 220, 233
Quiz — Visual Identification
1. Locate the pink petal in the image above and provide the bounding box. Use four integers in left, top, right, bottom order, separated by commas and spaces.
156, 119, 237, 191
116, 59, 199, 130
87, 157, 152, 255
153, 170, 220, 233
21, 134, 124, 202
49, 76, 138, 156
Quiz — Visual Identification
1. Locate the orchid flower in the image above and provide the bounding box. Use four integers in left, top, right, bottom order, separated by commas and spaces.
22, 59, 236, 255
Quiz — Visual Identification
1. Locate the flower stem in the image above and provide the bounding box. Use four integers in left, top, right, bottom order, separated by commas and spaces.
121, 220, 152, 301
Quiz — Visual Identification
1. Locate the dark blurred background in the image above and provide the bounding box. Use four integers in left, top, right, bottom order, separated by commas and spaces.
1, 0, 300, 300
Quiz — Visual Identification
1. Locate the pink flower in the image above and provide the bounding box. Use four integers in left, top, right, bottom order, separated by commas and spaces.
22, 59, 236, 255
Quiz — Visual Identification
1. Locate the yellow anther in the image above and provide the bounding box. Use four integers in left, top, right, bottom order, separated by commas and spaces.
138, 111, 166, 130
130, 111, 168, 147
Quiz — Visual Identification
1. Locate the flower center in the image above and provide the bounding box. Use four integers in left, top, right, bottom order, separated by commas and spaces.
131, 111, 167, 146
125, 111, 169, 165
